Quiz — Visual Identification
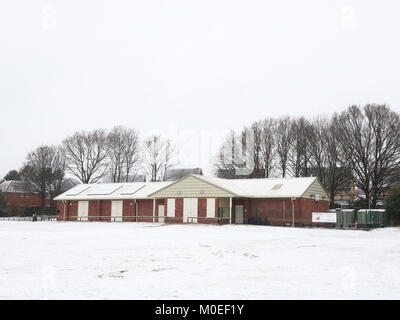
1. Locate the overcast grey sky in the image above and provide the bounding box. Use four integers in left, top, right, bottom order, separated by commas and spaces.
1, 0, 400, 178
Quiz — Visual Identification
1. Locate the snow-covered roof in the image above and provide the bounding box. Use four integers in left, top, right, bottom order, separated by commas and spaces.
148, 174, 327, 199
54, 174, 328, 201
54, 181, 173, 201
0, 181, 30, 193
189, 174, 320, 198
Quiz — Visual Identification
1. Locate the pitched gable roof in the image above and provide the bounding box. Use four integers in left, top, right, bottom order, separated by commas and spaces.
149, 174, 329, 200
54, 181, 173, 201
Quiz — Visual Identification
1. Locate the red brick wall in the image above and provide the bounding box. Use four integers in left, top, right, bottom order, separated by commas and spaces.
165, 198, 183, 223
163, 198, 181, 223
56, 201, 64, 220
89, 200, 101, 221
246, 198, 329, 226
137, 199, 153, 222
67, 201, 78, 220
4, 193, 50, 208
100, 200, 111, 222
56, 196, 329, 225
295, 198, 330, 225
197, 198, 207, 223
123, 200, 136, 221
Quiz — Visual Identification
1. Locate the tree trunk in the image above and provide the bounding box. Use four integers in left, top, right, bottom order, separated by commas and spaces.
330, 189, 335, 209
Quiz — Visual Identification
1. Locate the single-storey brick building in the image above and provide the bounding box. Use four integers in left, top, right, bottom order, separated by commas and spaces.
0, 179, 80, 214
54, 174, 329, 226
0, 180, 47, 208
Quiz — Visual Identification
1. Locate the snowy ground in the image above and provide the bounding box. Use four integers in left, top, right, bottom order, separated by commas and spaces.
1, 221, 400, 300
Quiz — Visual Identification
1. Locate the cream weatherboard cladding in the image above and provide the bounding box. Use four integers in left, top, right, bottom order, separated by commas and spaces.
300, 178, 329, 201
151, 175, 235, 198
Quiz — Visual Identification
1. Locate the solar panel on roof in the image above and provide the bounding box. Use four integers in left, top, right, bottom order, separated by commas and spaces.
87, 185, 122, 195
65, 185, 90, 196
271, 184, 283, 191
119, 184, 146, 195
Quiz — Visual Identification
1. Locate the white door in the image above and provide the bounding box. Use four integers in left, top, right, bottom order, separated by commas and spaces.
158, 205, 165, 223
78, 201, 89, 222
235, 205, 244, 224
167, 199, 175, 217
183, 198, 198, 223
206, 198, 216, 219
111, 201, 123, 222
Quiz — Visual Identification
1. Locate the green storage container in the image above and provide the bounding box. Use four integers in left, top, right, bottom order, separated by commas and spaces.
338, 209, 357, 225
357, 209, 389, 228
329, 209, 356, 227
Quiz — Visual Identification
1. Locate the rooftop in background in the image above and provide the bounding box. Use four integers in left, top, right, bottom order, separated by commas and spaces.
164, 168, 203, 181
0, 178, 80, 194
61, 178, 81, 193
101, 174, 146, 183
0, 180, 29, 193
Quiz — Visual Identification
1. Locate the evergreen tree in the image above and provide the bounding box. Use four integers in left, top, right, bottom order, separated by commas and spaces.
385, 184, 400, 226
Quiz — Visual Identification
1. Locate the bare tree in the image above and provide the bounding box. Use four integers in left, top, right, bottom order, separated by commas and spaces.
107, 126, 140, 182
260, 118, 276, 178
20, 145, 66, 211
309, 116, 352, 208
335, 104, 400, 208
46, 146, 67, 208
63, 129, 109, 184
249, 122, 263, 178
163, 139, 176, 181
308, 116, 328, 185
123, 128, 141, 182
276, 116, 292, 177
242, 119, 276, 178
214, 129, 254, 178
214, 131, 237, 178
287, 117, 311, 177
143, 135, 176, 181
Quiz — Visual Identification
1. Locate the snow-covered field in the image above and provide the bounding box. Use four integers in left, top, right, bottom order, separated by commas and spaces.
1, 221, 400, 300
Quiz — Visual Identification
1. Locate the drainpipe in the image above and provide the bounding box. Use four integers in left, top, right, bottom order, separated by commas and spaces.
63, 200, 66, 221
229, 197, 232, 224
291, 198, 296, 227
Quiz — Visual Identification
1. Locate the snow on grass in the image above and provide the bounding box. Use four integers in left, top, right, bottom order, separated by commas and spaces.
1, 221, 400, 299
